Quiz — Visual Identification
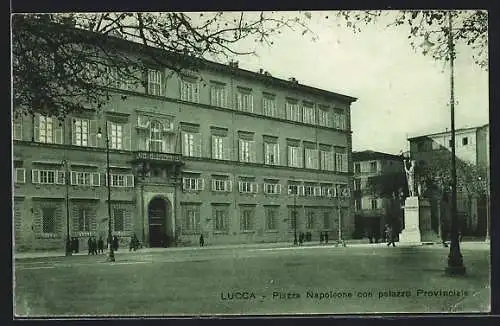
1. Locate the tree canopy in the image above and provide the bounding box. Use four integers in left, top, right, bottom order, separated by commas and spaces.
12, 12, 314, 120
335, 10, 488, 70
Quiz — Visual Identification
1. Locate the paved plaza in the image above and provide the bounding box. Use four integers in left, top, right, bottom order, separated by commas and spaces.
14, 242, 490, 316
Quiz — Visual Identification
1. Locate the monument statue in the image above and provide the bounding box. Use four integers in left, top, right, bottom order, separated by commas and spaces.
403, 159, 416, 197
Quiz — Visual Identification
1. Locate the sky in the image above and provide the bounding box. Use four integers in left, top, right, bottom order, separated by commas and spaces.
203, 11, 489, 155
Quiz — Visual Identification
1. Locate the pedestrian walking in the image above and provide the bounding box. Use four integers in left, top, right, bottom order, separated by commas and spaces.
87, 237, 93, 255
320, 232, 324, 244
199, 234, 205, 247
91, 237, 98, 255
385, 224, 396, 247
97, 236, 104, 254
324, 232, 329, 244
298, 232, 304, 246
113, 235, 119, 251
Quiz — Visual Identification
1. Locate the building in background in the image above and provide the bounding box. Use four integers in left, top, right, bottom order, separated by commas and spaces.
12, 31, 357, 251
352, 150, 405, 242
407, 124, 490, 237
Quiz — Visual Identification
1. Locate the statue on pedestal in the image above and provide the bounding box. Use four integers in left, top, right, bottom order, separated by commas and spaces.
403, 157, 416, 197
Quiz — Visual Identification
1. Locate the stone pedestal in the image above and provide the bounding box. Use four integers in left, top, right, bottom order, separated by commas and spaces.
399, 196, 439, 245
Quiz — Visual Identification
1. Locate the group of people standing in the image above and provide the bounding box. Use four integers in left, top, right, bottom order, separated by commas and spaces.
86, 235, 120, 255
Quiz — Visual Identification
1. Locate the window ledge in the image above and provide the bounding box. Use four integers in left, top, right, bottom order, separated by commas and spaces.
264, 230, 279, 233
241, 230, 255, 234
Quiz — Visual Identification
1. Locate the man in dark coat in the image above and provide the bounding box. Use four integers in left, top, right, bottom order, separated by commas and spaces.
97, 236, 104, 254
87, 237, 93, 255
324, 232, 329, 244
199, 234, 205, 247
113, 235, 119, 251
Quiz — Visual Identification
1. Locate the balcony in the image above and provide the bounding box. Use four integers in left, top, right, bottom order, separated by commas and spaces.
134, 151, 183, 164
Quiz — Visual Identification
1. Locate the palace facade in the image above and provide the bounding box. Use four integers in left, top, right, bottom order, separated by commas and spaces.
12, 33, 357, 251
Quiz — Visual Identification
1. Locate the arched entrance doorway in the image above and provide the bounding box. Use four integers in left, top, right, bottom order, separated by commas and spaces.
148, 197, 172, 248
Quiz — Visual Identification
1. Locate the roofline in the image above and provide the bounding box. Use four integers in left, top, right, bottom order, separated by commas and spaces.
352, 150, 402, 161
407, 123, 489, 140
51, 22, 358, 104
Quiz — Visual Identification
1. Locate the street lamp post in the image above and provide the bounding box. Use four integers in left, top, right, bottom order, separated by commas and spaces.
63, 159, 72, 256
335, 186, 348, 247
444, 11, 465, 276
97, 120, 115, 262
293, 191, 298, 245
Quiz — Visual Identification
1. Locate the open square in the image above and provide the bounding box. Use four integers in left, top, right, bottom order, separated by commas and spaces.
14, 243, 490, 316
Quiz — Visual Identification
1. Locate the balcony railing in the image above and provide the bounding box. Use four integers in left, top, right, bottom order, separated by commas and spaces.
135, 151, 183, 163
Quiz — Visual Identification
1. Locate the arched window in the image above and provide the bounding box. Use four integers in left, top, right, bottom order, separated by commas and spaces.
149, 121, 163, 152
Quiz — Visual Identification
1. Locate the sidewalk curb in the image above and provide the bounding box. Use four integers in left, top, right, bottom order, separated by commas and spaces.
14, 240, 490, 260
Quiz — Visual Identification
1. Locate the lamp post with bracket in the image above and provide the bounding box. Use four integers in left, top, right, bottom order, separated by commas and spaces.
97, 120, 115, 262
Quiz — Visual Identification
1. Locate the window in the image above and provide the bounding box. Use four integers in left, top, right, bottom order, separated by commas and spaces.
264, 182, 281, 194
213, 206, 229, 232
305, 185, 315, 196
109, 123, 123, 150
265, 207, 278, 231
287, 145, 303, 168
182, 205, 200, 234
210, 84, 227, 107
236, 90, 253, 112
370, 161, 377, 173
333, 108, 346, 130
303, 104, 316, 124
323, 211, 331, 229
335, 152, 348, 172
286, 101, 301, 122
354, 163, 361, 173
321, 185, 334, 197
15, 168, 25, 184
149, 121, 164, 152
41, 207, 56, 234
212, 178, 232, 192
306, 211, 315, 229
318, 108, 330, 127
183, 132, 202, 157
74, 119, 89, 146
240, 207, 255, 232
320, 149, 335, 171
32, 169, 65, 185
212, 135, 229, 160
371, 199, 378, 209
148, 69, 163, 96
77, 207, 91, 232
107, 174, 134, 188
183, 177, 204, 191
448, 139, 453, 147
239, 181, 258, 193
264, 142, 280, 165
288, 184, 304, 196
35, 115, 63, 144
180, 79, 200, 103
13, 117, 22, 140
462, 137, 468, 146
239, 139, 256, 163
263, 96, 277, 117
113, 208, 125, 232
355, 199, 361, 211
39, 115, 53, 143
107, 66, 133, 90
305, 147, 319, 169
71, 171, 100, 186
354, 178, 361, 190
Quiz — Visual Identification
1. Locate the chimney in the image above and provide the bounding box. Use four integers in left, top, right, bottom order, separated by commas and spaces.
229, 60, 239, 68
288, 77, 298, 85
259, 68, 264, 74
